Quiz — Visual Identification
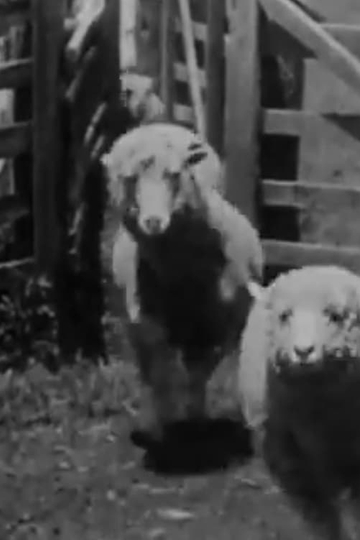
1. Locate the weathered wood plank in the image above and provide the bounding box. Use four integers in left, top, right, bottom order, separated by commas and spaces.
136, 0, 162, 88
263, 108, 360, 177
265, 22, 360, 60
0, 0, 28, 15
159, 0, 175, 120
174, 102, 193, 125
263, 109, 305, 135
175, 17, 206, 41
97, 0, 119, 102
206, 0, 225, 155
66, 0, 105, 65
0, 7, 30, 34
178, 0, 205, 136
65, 46, 98, 104
298, 59, 360, 187
0, 121, 31, 158
84, 101, 108, 149
174, 62, 206, 86
0, 58, 32, 90
263, 179, 360, 208
0, 256, 33, 271
32, 0, 64, 272
302, 59, 360, 114
224, 0, 260, 224
294, 0, 360, 25
323, 25, 360, 58
263, 239, 360, 273
260, 0, 360, 97
263, 179, 360, 245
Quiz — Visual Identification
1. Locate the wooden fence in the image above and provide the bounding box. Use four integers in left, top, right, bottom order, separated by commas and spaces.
139, 0, 360, 279
0, 0, 119, 269
0, 0, 120, 359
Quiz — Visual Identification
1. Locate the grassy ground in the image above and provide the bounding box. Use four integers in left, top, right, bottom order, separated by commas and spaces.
0, 348, 318, 540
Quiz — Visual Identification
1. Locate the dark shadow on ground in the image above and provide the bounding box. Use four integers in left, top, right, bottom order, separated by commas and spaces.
131, 417, 253, 475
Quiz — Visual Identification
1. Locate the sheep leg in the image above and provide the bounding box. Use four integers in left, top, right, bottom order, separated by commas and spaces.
127, 317, 186, 440
182, 349, 220, 420
302, 508, 351, 540
338, 494, 360, 540
263, 422, 350, 540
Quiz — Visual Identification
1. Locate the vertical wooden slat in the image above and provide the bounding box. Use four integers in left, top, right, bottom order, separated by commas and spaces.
178, 0, 205, 136
136, 0, 162, 89
99, 0, 120, 106
206, 0, 225, 155
159, 0, 175, 120
224, 0, 260, 224
32, 0, 65, 272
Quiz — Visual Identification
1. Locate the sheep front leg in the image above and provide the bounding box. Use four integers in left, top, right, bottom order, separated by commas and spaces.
338, 494, 360, 540
127, 317, 186, 441
183, 349, 220, 420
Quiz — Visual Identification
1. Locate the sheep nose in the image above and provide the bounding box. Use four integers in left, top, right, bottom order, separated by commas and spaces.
142, 216, 163, 235
293, 344, 315, 363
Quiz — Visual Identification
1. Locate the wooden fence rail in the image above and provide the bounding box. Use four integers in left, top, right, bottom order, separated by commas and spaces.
142, 0, 360, 277
0, 0, 120, 360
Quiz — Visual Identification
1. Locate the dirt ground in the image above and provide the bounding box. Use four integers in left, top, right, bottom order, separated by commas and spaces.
0, 355, 312, 540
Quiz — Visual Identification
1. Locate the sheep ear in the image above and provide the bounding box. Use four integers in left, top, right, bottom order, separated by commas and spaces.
185, 146, 208, 167
181, 171, 209, 213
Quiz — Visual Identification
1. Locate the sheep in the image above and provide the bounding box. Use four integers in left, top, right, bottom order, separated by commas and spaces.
101, 122, 264, 442
120, 73, 165, 126
238, 265, 360, 540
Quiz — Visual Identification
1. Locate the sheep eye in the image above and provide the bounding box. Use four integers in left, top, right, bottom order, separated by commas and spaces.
279, 309, 292, 324
327, 310, 344, 324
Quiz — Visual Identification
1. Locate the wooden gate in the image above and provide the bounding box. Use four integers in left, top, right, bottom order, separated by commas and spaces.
0, 0, 64, 272
144, 0, 360, 277
236, 0, 360, 275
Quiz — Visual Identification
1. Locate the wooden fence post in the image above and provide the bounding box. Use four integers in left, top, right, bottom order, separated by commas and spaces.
159, 0, 175, 120
206, 0, 225, 156
32, 0, 65, 273
224, 0, 260, 225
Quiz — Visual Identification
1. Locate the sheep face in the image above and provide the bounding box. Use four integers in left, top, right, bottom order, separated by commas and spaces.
266, 266, 360, 375
103, 145, 209, 236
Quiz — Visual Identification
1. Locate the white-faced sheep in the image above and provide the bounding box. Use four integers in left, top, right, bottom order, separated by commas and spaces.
102, 122, 264, 442
238, 265, 360, 540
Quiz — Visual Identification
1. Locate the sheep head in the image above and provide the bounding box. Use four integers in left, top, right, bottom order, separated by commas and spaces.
238, 265, 360, 430
266, 266, 360, 375
101, 124, 216, 236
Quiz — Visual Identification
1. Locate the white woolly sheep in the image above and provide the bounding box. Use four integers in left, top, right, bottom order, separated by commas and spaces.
102, 122, 264, 442
238, 265, 360, 540
120, 73, 165, 125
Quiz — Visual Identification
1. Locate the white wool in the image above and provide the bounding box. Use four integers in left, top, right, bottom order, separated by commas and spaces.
101, 123, 224, 206
204, 189, 263, 284
237, 264, 360, 430
111, 189, 264, 321
112, 225, 139, 322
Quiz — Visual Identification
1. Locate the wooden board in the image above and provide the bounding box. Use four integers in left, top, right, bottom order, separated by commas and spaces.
263, 180, 360, 246
260, 1, 360, 263
32, 0, 65, 272
296, 23, 360, 244
263, 239, 360, 274
295, 0, 360, 25
224, 0, 260, 224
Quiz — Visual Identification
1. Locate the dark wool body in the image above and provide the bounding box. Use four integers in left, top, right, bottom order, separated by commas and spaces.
264, 364, 360, 507
136, 211, 252, 352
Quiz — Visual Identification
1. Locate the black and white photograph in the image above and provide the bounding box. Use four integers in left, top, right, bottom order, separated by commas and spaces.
1, 0, 360, 538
